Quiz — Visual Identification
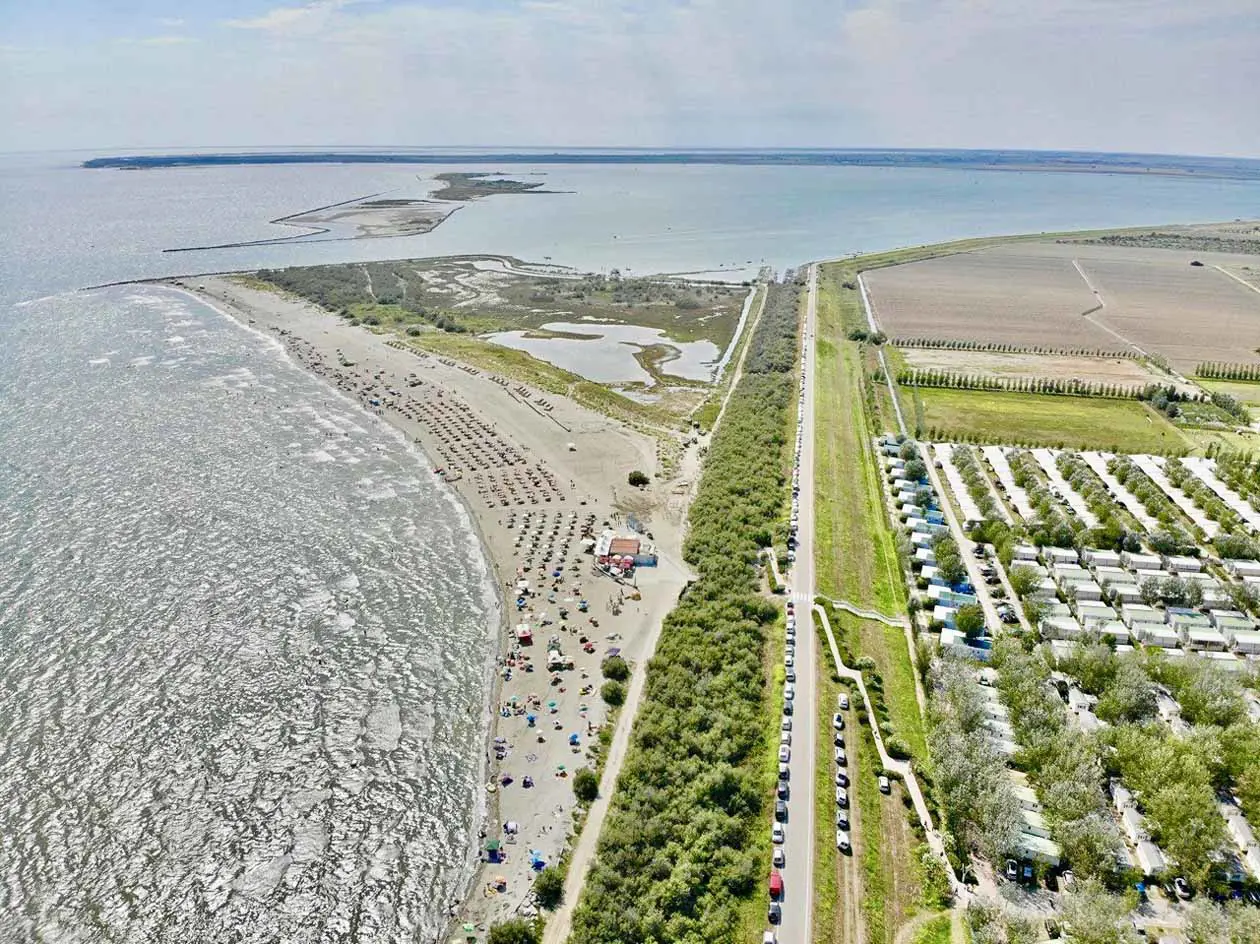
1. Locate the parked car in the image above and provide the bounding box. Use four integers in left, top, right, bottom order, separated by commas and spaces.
769, 869, 784, 899
781, 716, 792, 731
832, 713, 845, 730
835, 748, 848, 765
1004, 859, 1018, 881
775, 800, 788, 821
772, 823, 785, 844
835, 787, 849, 806
837, 694, 850, 710
778, 763, 790, 781
834, 733, 845, 748
1174, 877, 1192, 900
836, 811, 849, 830
836, 830, 851, 853
878, 775, 891, 794
776, 781, 789, 800
773, 847, 785, 868
784, 653, 794, 667
768, 901, 782, 924
834, 770, 849, 787
785, 666, 797, 682
762, 932, 777, 944
780, 731, 791, 746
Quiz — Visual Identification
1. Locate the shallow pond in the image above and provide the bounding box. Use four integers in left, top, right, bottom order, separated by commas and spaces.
485, 321, 720, 384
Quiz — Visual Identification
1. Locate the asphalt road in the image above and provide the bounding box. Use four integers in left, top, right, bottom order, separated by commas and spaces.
777, 265, 819, 944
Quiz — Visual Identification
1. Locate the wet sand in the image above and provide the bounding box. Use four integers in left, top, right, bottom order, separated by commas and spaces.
166, 275, 695, 940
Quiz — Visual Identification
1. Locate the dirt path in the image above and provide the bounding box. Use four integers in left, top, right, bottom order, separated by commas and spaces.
542, 279, 770, 944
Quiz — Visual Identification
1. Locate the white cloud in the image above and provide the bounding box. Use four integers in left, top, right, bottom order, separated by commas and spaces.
224, 0, 366, 33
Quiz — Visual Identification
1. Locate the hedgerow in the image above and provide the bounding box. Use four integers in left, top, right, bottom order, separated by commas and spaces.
569, 278, 801, 944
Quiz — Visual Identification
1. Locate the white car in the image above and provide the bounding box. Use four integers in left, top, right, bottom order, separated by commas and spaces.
778, 745, 791, 763
780, 731, 791, 747
772, 823, 786, 844
773, 847, 785, 868
837, 694, 850, 710
784, 683, 796, 700
832, 713, 845, 730
835, 748, 847, 766
784, 653, 794, 667
835, 786, 849, 806
836, 830, 851, 853
781, 716, 792, 731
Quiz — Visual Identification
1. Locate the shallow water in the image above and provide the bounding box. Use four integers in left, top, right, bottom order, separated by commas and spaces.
0, 286, 498, 941
485, 322, 721, 384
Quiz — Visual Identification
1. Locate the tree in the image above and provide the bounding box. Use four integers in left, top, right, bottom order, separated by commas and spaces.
1008, 565, 1041, 599
600, 680, 625, 706
1185, 900, 1228, 944
955, 603, 986, 640
488, 918, 541, 944
573, 767, 599, 803
627, 470, 649, 488
1096, 660, 1157, 724
533, 866, 564, 910
601, 655, 630, 681
904, 459, 927, 482
1062, 879, 1140, 944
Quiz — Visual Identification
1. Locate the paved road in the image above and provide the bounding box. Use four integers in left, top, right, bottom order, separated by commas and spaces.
778, 264, 819, 944
922, 448, 1033, 636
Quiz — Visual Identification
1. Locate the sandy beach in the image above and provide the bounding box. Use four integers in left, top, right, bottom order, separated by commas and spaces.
168, 275, 695, 940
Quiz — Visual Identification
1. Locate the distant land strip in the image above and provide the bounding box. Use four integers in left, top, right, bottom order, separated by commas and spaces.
81, 148, 1260, 180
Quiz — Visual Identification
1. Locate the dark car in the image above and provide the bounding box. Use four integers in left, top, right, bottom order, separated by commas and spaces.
768, 902, 782, 924
775, 800, 788, 822
777, 781, 789, 800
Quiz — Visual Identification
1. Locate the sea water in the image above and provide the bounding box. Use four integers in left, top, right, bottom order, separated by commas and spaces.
1, 152, 1259, 941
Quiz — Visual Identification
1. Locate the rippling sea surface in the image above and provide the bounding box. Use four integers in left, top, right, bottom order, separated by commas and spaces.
0, 286, 498, 942
1, 152, 1259, 942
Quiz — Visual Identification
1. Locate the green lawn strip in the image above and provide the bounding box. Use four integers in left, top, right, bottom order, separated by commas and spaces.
856, 715, 890, 943
912, 913, 952, 944
813, 614, 841, 944
842, 613, 926, 764
916, 387, 1191, 453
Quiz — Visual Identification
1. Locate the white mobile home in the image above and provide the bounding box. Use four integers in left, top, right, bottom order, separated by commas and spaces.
1186, 628, 1229, 652
1164, 555, 1203, 574
1225, 559, 1260, 579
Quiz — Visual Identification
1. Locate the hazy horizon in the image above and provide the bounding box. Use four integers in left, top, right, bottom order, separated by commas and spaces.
3, 1, 1257, 157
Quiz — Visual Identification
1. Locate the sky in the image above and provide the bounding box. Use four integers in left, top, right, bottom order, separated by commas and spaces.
1, 0, 1257, 156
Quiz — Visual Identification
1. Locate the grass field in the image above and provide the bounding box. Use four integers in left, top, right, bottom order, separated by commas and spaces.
916, 387, 1191, 453
1200, 378, 1260, 408
838, 611, 927, 762
813, 336, 907, 614
911, 913, 953, 944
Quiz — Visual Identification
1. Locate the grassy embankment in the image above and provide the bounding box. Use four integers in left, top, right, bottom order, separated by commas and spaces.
1199, 378, 1260, 408
812, 259, 932, 944
566, 281, 801, 944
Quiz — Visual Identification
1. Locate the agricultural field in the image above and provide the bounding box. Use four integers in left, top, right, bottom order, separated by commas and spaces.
866, 240, 1260, 373
914, 388, 1190, 453
899, 348, 1165, 387
864, 248, 1116, 350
